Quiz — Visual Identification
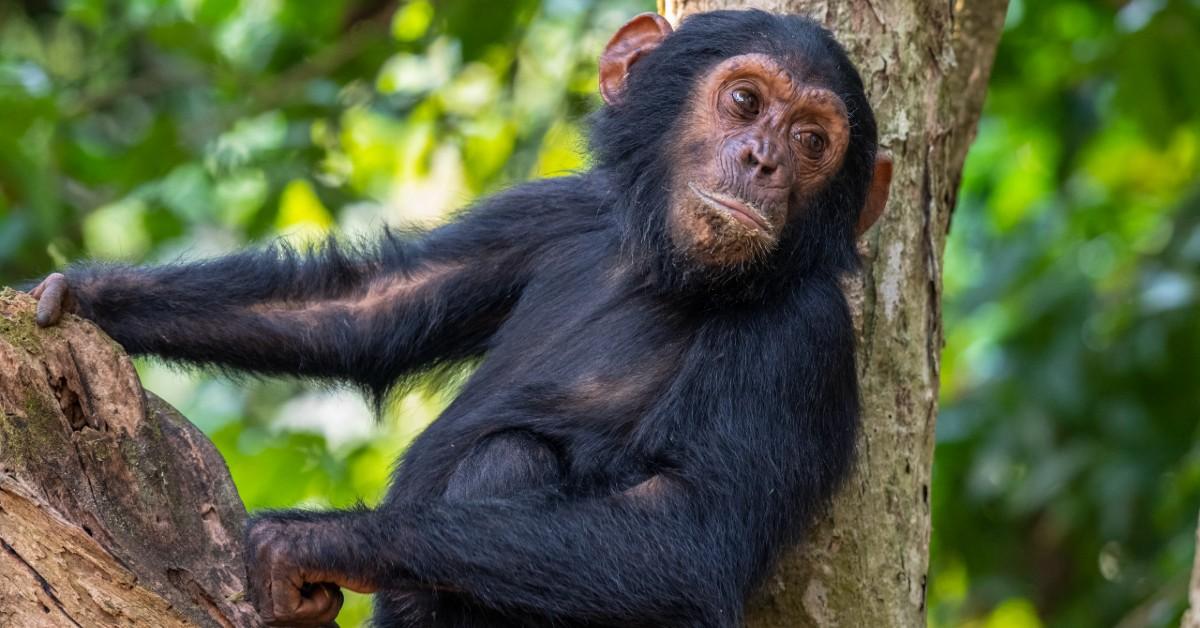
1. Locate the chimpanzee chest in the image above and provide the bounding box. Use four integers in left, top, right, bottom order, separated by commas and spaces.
486, 263, 693, 427
440, 260, 696, 492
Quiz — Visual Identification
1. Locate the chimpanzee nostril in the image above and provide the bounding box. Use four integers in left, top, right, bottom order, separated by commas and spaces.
741, 145, 760, 168
739, 138, 782, 180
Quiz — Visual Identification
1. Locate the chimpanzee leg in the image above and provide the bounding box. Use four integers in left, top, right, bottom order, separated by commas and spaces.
374, 431, 564, 628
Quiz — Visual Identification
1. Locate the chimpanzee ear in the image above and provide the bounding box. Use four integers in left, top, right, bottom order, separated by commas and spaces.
856, 153, 893, 237
599, 13, 674, 105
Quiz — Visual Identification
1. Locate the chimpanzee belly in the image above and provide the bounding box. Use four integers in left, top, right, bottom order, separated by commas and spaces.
375, 431, 622, 628
374, 431, 564, 627
374, 264, 695, 627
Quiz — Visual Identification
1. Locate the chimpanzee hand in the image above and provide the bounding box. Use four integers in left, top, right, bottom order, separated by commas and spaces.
246, 516, 378, 627
29, 272, 78, 328
246, 517, 344, 627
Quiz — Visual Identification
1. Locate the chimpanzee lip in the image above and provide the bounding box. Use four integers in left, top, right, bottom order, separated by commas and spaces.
687, 183, 773, 233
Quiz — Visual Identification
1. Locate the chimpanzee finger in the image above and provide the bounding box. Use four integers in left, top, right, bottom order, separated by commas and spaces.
245, 536, 280, 623
35, 274, 69, 328
246, 571, 273, 623
265, 579, 342, 626
268, 561, 304, 623
291, 583, 344, 625
245, 560, 274, 624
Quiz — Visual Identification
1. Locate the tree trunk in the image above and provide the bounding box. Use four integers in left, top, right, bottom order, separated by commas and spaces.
1183, 511, 1200, 628
0, 289, 257, 627
658, 1, 1008, 626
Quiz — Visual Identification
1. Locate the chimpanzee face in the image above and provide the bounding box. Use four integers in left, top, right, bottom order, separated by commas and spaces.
666, 53, 851, 269
595, 12, 891, 286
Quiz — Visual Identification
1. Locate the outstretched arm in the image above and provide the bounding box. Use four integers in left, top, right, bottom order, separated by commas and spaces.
247, 480, 751, 627
31, 177, 599, 395
52, 238, 512, 398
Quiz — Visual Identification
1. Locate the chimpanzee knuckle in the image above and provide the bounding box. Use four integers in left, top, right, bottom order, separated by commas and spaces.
255, 605, 278, 625
329, 586, 345, 615
271, 583, 300, 621
255, 527, 284, 551
249, 537, 275, 565
32, 274, 72, 327
250, 582, 276, 623
247, 561, 273, 596
248, 521, 290, 560
296, 584, 343, 624
248, 517, 280, 538
249, 575, 276, 616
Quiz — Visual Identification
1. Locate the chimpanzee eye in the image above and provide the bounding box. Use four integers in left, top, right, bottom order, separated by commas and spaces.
794, 130, 827, 156
730, 88, 760, 116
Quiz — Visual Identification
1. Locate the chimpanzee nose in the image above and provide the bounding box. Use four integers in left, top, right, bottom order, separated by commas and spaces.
740, 136, 784, 183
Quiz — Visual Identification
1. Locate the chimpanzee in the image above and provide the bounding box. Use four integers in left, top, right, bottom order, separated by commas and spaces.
31, 9, 892, 628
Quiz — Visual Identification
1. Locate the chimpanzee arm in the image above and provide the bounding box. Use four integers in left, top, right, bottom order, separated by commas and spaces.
64, 243, 507, 397
246, 283, 860, 626
249, 482, 746, 625
52, 177, 598, 394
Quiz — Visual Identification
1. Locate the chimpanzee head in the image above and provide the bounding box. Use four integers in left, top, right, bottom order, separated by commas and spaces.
590, 10, 892, 298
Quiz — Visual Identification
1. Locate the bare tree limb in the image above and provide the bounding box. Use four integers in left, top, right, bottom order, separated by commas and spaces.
0, 289, 257, 627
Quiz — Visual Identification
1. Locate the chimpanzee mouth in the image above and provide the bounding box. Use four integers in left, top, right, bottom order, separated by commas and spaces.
687, 183, 773, 234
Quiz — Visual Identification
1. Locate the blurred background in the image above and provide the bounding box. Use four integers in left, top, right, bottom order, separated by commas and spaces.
1, 0, 1197, 625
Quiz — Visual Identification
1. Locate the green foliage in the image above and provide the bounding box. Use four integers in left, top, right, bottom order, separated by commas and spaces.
932, 1, 1200, 626
2, 1, 1199, 627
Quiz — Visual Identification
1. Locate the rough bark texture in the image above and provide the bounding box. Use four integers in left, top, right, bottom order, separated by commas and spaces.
659, 1, 1008, 626
0, 289, 257, 627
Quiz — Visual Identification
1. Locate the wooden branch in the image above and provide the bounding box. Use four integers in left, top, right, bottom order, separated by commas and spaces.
0, 289, 257, 627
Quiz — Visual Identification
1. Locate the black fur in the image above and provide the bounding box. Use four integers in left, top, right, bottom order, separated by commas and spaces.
60, 11, 876, 628
592, 10, 877, 299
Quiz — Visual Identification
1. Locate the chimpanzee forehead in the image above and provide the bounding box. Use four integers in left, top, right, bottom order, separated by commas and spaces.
656, 10, 860, 93
708, 53, 838, 98
723, 27, 854, 94
758, 44, 845, 91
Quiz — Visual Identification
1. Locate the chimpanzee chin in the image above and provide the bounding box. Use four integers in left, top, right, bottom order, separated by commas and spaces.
591, 10, 888, 300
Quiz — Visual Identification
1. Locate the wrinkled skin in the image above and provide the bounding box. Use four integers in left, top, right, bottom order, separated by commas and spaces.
247, 520, 345, 627
666, 52, 853, 268
30, 272, 76, 327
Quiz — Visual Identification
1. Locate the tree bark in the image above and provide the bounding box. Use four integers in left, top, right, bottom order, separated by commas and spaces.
0, 289, 257, 627
1183, 511, 1200, 628
658, 1, 1008, 626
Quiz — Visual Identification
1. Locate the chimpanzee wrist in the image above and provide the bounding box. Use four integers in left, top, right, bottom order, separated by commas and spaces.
61, 265, 115, 321
250, 508, 388, 588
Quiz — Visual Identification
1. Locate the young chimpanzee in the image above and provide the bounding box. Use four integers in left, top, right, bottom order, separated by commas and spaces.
31, 10, 892, 628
